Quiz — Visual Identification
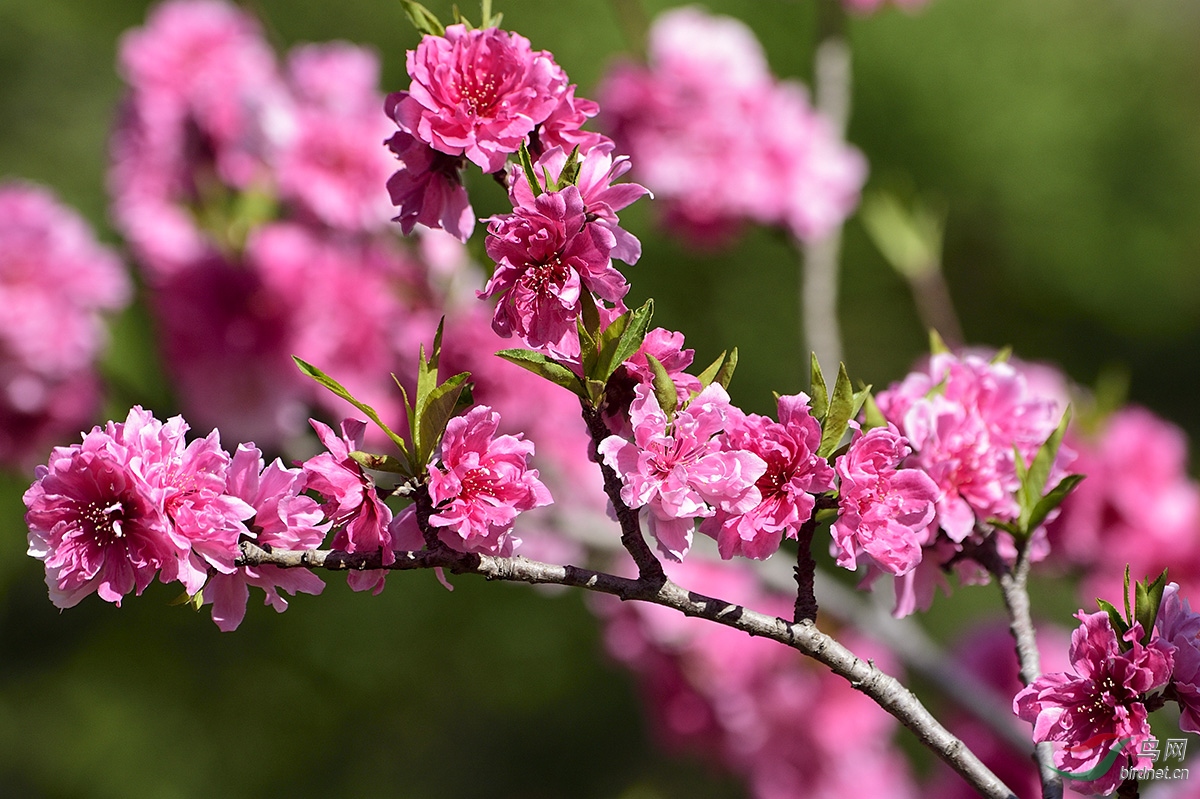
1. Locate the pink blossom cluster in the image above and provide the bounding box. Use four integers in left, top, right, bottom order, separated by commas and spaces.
598, 7, 867, 245
1050, 406, 1200, 604
0, 183, 131, 467
596, 558, 918, 799
25, 401, 550, 626
873, 351, 1070, 616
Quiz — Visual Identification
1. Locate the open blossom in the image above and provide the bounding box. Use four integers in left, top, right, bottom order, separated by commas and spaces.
602, 327, 702, 437
831, 425, 938, 576
425, 405, 552, 556
598, 383, 766, 561
1014, 611, 1174, 796
481, 185, 624, 357
701, 395, 835, 560
533, 85, 605, 155
301, 418, 394, 593
384, 122, 475, 241
391, 25, 567, 173
205, 444, 329, 631
1155, 583, 1200, 733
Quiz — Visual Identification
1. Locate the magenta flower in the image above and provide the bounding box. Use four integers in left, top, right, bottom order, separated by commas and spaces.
301, 418, 394, 593
205, 444, 329, 631
1155, 583, 1200, 733
533, 85, 606, 156
383, 117, 475, 241
830, 425, 938, 577
1014, 611, 1174, 796
25, 418, 177, 608
425, 405, 553, 556
481, 185, 624, 357
602, 327, 703, 437
391, 25, 567, 173
702, 395, 835, 561
597, 383, 766, 561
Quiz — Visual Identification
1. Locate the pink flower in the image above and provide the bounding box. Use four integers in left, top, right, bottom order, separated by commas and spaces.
1014, 611, 1174, 796
205, 444, 329, 631
509, 143, 649, 265
597, 383, 766, 561
301, 418, 394, 593
532, 85, 606, 155
481, 185, 624, 357
25, 417, 177, 608
831, 425, 938, 576
1155, 583, 1200, 733
602, 327, 702, 437
702, 394, 835, 560
391, 25, 568, 173
383, 114, 475, 241
425, 405, 553, 556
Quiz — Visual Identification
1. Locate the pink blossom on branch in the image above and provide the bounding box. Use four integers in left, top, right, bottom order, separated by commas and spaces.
425, 405, 553, 557
597, 383, 766, 561
391, 25, 568, 173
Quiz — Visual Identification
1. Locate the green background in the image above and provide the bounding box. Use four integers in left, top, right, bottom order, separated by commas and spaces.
1, 0, 1198, 796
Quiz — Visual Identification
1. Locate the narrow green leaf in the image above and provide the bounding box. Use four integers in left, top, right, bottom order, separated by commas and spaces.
810, 353, 829, 420
714, 347, 738, 390
594, 310, 631, 382
518, 142, 542, 198
579, 289, 601, 341
988, 518, 1023, 536
415, 319, 446, 424
576, 314, 599, 381
1097, 598, 1130, 643
294, 357, 410, 458
417, 372, 470, 466
695, 350, 727, 390
399, 0, 446, 36
990, 346, 1013, 365
1025, 473, 1085, 534
604, 299, 654, 379
862, 391, 887, 430
585, 378, 607, 406
559, 145, 583, 188
850, 383, 873, 421
646, 354, 678, 419
1123, 565, 1133, 630
451, 4, 471, 27
1019, 406, 1073, 531
349, 451, 409, 474
496, 349, 583, 395
1135, 569, 1169, 645
817, 363, 856, 458
929, 329, 950, 355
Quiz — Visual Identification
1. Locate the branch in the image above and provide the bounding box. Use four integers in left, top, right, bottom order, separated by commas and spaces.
237, 539, 1017, 799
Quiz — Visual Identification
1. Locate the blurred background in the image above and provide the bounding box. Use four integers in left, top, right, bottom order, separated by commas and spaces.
1, 0, 1199, 796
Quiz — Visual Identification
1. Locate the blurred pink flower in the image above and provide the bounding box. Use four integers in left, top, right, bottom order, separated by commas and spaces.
1155, 583, 1200, 734
426, 405, 553, 556
392, 25, 567, 173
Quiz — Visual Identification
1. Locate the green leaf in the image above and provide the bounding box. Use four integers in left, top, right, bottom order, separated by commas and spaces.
1135, 569, 1169, 645
585, 379, 607, 406
713, 347, 738, 390
851, 384, 873, 422
600, 299, 653, 382
646, 354, 678, 419
294, 357, 410, 458
990, 346, 1013, 365
594, 310, 631, 382
518, 142, 542, 198
417, 372, 471, 466
1025, 473, 1085, 534
1096, 598, 1131, 642
929, 329, 950, 355
496, 349, 583, 395
349, 451, 409, 473
861, 390, 887, 430
558, 146, 583, 188
576, 314, 599, 382
810, 353, 829, 420
695, 350, 727, 391
817, 363, 856, 458
480, 0, 501, 28
1016, 406, 1072, 532
1123, 565, 1133, 630
399, 0, 446, 36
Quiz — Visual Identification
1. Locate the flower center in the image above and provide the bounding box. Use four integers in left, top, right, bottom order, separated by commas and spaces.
523, 256, 568, 295
82, 497, 128, 546
460, 74, 499, 114
460, 466, 497, 499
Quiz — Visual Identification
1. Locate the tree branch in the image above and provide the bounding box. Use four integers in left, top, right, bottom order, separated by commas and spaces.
237, 539, 1016, 799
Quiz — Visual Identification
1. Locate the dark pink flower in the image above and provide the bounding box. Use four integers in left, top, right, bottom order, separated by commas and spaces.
392, 25, 567, 173
602, 327, 702, 437
1014, 611, 1174, 796
301, 418, 394, 593
831, 425, 938, 576
1155, 583, 1200, 733
702, 394, 835, 560
25, 414, 177, 608
597, 383, 766, 561
425, 405, 552, 556
205, 444, 329, 631
383, 112, 475, 241
532, 85, 606, 155
481, 185, 624, 357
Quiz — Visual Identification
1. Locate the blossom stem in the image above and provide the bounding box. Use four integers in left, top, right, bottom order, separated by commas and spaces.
580, 401, 665, 583
800, 0, 852, 378
793, 495, 835, 623
237, 538, 1019, 799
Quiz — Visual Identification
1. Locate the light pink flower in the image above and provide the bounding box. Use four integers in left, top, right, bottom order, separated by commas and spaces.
597, 383, 766, 561
205, 444, 329, 631
831, 425, 938, 576
25, 416, 177, 608
481, 185, 624, 357
425, 405, 552, 556
301, 418, 395, 593
391, 25, 568, 173
602, 327, 702, 437
1014, 611, 1174, 796
702, 394, 835, 560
